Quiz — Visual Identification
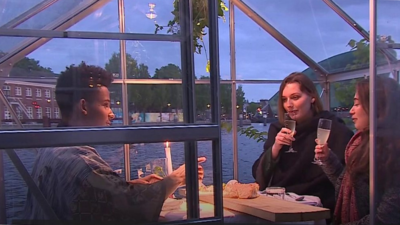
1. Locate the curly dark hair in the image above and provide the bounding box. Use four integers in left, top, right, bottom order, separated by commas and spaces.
55, 62, 114, 121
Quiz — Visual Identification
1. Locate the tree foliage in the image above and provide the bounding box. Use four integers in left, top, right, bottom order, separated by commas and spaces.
334, 35, 397, 107
103, 52, 245, 115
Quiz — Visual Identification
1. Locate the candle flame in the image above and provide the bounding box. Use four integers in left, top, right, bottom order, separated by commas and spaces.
165, 141, 169, 148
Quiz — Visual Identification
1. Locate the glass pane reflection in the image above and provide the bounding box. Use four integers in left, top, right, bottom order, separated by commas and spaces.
0, 0, 43, 27
242, 0, 362, 72
4, 140, 217, 222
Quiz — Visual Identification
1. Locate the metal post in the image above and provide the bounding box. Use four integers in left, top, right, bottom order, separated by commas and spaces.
208, 0, 224, 219
0, 151, 5, 224
369, 0, 377, 224
323, 82, 330, 111
229, 0, 239, 181
179, 0, 199, 219
118, 0, 130, 181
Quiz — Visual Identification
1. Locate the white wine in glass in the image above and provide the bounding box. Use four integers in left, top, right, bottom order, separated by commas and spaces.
313, 118, 332, 165
284, 113, 296, 153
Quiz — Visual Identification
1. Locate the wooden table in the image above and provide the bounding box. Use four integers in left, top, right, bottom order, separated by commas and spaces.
199, 194, 330, 223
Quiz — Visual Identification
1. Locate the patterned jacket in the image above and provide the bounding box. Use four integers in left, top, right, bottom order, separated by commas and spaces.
21, 146, 166, 223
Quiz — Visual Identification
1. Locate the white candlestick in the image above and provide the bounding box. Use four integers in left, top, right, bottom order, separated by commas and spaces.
165, 142, 173, 175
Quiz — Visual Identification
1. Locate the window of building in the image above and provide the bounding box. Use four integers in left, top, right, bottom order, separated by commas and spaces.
15, 87, 21, 96
36, 89, 42, 97
4, 109, 11, 120
27, 107, 33, 119
45, 107, 51, 118
16, 107, 23, 119
26, 88, 32, 97
54, 107, 59, 119
45, 89, 51, 98
36, 107, 42, 119
3, 86, 10, 96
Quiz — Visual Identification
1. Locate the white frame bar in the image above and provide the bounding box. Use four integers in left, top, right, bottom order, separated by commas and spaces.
369, 0, 377, 224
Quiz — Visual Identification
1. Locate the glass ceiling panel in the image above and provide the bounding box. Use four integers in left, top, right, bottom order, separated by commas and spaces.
335, 0, 400, 61
0, 0, 43, 27
125, 0, 175, 35
232, 7, 313, 81
0, 0, 116, 64
242, 0, 363, 73
15, 0, 95, 30
67, 0, 118, 32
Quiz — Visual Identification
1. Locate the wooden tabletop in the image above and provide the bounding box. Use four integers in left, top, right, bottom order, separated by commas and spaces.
199, 194, 330, 222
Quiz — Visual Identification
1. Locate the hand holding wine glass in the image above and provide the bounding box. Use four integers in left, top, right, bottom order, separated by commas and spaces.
314, 140, 330, 162
272, 127, 296, 159
312, 118, 332, 165
284, 113, 297, 153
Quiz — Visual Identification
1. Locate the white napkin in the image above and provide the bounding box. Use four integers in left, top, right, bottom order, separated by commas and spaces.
284, 192, 323, 207
259, 191, 323, 207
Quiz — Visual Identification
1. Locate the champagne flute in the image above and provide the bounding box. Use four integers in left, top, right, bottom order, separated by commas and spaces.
284, 113, 296, 153
312, 118, 332, 165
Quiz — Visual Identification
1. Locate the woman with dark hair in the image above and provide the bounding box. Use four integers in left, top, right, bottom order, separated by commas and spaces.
22, 62, 205, 223
252, 72, 354, 214
315, 76, 400, 224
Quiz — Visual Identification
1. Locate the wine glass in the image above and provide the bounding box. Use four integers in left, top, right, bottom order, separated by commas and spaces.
284, 113, 297, 153
149, 158, 168, 177
312, 119, 332, 165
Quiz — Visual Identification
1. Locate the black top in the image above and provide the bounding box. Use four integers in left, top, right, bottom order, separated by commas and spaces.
252, 111, 354, 212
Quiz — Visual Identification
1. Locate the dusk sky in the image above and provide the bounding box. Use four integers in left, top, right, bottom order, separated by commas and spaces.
1, 0, 400, 101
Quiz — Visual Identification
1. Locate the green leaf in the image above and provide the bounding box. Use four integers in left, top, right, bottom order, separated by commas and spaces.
347, 39, 356, 48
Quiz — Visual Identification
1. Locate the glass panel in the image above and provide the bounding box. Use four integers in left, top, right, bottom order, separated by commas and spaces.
67, 0, 119, 32
0, 0, 118, 63
125, 0, 175, 35
233, 84, 277, 183
15, 0, 94, 30
234, 8, 309, 80
0, 0, 43, 27
0, 38, 124, 129
4, 140, 214, 223
335, 0, 400, 62
242, 0, 363, 72
10, 0, 119, 32
0, 36, 27, 56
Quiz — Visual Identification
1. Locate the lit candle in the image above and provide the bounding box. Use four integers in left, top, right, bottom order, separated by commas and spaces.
165, 141, 173, 175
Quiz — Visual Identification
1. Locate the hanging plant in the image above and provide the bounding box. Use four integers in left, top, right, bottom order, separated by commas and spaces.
155, 0, 228, 72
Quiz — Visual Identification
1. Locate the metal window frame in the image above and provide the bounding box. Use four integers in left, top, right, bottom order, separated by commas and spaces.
369, 1, 378, 224
0, 28, 182, 42
327, 60, 400, 82
0, 125, 220, 149
229, 0, 239, 182
0, 0, 225, 224
208, 0, 224, 219
179, 0, 201, 219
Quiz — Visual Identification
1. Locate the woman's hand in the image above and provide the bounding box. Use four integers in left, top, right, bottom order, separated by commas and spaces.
271, 127, 295, 158
314, 139, 330, 162
129, 174, 163, 184
170, 157, 206, 186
